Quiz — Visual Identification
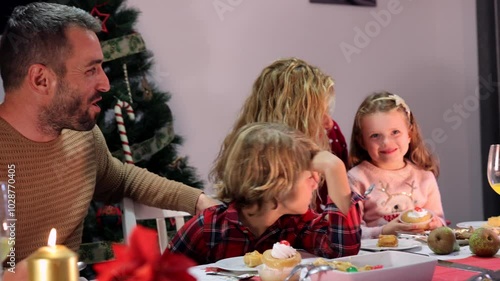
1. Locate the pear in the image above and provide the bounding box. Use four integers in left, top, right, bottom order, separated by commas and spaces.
469, 228, 500, 257
427, 226, 457, 255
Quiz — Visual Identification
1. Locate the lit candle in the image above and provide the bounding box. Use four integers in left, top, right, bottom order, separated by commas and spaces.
27, 228, 79, 281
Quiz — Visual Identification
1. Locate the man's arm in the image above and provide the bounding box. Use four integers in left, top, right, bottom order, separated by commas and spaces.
91, 126, 219, 214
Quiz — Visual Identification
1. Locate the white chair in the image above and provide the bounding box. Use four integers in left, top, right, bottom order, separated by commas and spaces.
122, 198, 190, 253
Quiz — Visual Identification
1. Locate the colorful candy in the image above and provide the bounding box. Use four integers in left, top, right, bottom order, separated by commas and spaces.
346, 266, 358, 272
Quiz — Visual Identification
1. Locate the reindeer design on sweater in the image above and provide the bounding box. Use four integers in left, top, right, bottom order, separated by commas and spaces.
375, 181, 418, 223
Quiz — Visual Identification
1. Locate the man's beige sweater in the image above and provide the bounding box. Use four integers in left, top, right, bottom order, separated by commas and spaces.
0, 118, 202, 261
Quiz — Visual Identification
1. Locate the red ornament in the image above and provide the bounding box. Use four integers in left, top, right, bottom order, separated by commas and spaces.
96, 205, 122, 227
90, 6, 110, 33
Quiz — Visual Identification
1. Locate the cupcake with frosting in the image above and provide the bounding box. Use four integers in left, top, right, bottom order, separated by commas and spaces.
399, 207, 433, 230
258, 241, 302, 281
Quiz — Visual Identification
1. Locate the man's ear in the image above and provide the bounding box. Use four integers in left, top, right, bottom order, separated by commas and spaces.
26, 64, 56, 95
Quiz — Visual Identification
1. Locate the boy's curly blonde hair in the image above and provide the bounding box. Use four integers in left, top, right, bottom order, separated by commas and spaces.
349, 91, 440, 177
212, 123, 320, 211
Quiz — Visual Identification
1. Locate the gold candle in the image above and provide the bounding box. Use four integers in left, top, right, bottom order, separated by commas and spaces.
27, 228, 79, 281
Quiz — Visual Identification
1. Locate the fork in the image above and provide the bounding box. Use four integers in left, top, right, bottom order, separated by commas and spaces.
206, 271, 256, 280
363, 184, 376, 197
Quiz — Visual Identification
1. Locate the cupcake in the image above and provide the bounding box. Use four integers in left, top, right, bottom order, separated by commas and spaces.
399, 207, 433, 230
258, 241, 302, 281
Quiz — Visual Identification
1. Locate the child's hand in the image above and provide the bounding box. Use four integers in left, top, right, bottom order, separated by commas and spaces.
311, 151, 344, 174
427, 216, 444, 230
381, 218, 418, 235
312, 151, 351, 215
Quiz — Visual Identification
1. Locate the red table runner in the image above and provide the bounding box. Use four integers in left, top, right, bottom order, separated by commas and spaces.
432, 256, 500, 281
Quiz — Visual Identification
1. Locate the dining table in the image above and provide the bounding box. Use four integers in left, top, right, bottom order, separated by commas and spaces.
188, 240, 500, 281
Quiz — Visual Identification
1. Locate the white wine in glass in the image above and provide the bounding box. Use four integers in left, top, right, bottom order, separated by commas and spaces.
487, 144, 500, 195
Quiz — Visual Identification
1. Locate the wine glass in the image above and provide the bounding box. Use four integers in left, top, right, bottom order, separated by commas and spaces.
487, 144, 500, 195
0, 181, 9, 273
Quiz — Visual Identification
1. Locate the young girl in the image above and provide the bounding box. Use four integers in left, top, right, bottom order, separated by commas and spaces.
348, 92, 446, 239
169, 123, 362, 264
218, 57, 350, 213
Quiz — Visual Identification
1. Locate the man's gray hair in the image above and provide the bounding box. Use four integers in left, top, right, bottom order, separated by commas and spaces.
0, 2, 102, 91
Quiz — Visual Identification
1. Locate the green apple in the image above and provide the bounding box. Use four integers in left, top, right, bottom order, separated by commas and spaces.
469, 228, 500, 257
428, 226, 457, 255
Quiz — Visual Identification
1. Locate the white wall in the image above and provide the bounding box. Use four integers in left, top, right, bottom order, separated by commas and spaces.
126, 0, 480, 225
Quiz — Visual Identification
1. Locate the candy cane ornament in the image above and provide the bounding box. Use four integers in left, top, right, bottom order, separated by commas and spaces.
114, 99, 135, 164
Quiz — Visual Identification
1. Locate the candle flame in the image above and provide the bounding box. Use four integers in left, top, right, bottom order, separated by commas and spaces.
47, 228, 57, 247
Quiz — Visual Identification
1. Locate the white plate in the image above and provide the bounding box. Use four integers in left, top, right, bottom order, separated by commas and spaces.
361, 239, 421, 251
456, 221, 489, 229
214, 256, 258, 272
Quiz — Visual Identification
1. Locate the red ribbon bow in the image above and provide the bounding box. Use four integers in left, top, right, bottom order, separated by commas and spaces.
94, 225, 196, 281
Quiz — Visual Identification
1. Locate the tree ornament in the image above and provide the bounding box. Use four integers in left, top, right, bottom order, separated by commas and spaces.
90, 6, 110, 33
114, 100, 135, 164
100, 33, 146, 62
96, 205, 123, 228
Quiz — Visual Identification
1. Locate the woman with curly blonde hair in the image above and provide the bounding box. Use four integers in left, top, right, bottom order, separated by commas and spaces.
212, 57, 351, 213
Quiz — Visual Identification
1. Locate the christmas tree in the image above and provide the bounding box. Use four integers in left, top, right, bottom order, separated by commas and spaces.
45, 0, 203, 264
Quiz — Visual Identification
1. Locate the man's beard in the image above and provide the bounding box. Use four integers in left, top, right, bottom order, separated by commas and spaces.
39, 81, 99, 134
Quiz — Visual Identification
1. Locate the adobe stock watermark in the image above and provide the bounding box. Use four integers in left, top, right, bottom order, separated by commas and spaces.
423, 74, 499, 153
212, 0, 244, 21
340, 0, 413, 63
